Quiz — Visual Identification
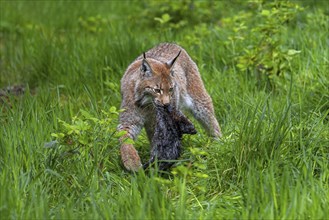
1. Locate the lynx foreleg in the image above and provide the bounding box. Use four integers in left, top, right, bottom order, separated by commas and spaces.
118, 111, 144, 171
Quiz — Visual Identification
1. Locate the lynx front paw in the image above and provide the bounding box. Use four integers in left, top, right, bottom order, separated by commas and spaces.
120, 144, 142, 172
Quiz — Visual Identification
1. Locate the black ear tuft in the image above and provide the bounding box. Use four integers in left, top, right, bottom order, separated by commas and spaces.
166, 50, 181, 70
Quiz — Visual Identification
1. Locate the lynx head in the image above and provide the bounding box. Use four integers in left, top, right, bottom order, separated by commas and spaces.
136, 50, 181, 107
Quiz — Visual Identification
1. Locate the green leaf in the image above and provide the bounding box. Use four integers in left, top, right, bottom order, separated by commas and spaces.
114, 130, 127, 138
162, 13, 171, 23
261, 10, 270, 16
51, 133, 65, 138
80, 109, 92, 118
78, 136, 89, 145
154, 13, 171, 24
195, 172, 209, 178
287, 49, 301, 56
123, 138, 134, 145
154, 177, 171, 185
109, 106, 118, 114
194, 162, 207, 170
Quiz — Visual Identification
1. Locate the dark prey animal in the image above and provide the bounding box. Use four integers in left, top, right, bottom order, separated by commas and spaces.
143, 105, 197, 171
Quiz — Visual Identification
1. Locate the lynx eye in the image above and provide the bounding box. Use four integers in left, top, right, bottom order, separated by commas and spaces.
153, 88, 161, 94
169, 87, 174, 93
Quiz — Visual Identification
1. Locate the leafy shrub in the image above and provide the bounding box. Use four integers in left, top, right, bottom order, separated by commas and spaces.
142, 1, 304, 89
139, 0, 305, 88
140, 0, 221, 30
78, 15, 108, 33
221, 1, 304, 87
46, 107, 125, 189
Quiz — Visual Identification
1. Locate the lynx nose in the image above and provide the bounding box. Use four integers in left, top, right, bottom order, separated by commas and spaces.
162, 95, 170, 107
163, 103, 173, 112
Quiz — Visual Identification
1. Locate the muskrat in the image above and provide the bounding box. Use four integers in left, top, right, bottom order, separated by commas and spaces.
143, 105, 197, 170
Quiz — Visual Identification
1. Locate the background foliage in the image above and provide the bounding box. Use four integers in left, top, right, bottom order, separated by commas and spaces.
1, 0, 328, 219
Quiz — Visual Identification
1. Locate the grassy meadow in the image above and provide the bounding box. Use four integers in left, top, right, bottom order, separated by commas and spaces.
1, 1, 328, 219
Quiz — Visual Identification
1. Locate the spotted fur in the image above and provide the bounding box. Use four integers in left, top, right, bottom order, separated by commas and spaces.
118, 43, 222, 171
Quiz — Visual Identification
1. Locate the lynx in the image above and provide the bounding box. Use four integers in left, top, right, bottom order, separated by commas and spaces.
118, 43, 222, 171
143, 105, 197, 171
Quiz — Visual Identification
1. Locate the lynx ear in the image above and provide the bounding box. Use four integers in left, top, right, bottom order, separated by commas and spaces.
141, 52, 152, 77
166, 50, 181, 70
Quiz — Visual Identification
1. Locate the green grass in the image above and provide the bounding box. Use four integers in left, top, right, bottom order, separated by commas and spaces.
1, 1, 328, 219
